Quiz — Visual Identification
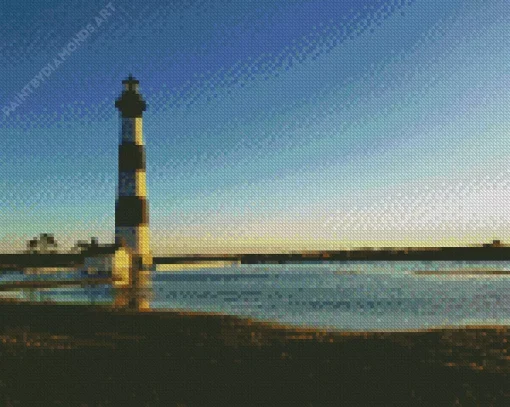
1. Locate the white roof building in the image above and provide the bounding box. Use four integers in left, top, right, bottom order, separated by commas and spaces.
82, 244, 133, 287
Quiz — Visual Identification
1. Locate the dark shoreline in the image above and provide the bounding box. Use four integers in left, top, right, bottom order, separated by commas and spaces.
3, 243, 510, 271
1, 302, 510, 406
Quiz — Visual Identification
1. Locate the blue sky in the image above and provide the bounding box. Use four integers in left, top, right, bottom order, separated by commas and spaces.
1, 0, 510, 254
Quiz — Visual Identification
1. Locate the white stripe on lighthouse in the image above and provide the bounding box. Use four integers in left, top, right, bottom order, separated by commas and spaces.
118, 170, 147, 197
115, 225, 150, 256
120, 117, 144, 145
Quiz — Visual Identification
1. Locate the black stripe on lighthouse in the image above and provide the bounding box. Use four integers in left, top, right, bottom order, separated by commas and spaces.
118, 143, 146, 171
115, 196, 149, 227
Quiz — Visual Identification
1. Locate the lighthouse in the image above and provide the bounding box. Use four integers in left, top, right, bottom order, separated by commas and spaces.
114, 75, 152, 270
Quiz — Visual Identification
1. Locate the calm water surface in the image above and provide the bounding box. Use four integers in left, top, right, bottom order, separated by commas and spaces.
2, 261, 510, 331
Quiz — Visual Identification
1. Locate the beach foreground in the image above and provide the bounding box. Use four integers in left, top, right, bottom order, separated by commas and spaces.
1, 302, 509, 406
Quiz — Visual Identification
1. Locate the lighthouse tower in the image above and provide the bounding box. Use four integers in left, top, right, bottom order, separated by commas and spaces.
114, 75, 152, 270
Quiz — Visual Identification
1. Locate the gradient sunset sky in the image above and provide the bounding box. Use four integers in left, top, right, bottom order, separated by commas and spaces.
2, 0, 510, 254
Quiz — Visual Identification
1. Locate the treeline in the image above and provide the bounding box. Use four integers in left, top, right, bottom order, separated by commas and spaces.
24, 233, 100, 255
0, 233, 101, 270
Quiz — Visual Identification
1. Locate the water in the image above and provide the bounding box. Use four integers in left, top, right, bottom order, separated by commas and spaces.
3, 261, 510, 331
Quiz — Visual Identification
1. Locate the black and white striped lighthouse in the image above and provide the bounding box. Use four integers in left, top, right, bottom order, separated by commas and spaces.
114, 75, 152, 269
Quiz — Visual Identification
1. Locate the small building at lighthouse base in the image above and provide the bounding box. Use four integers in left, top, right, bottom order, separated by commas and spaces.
81, 243, 133, 287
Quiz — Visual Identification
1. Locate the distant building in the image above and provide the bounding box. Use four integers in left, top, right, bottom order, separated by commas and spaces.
483, 240, 503, 248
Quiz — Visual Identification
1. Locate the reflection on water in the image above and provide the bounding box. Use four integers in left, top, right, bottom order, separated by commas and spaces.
0, 269, 154, 310
2, 261, 510, 331
112, 270, 152, 309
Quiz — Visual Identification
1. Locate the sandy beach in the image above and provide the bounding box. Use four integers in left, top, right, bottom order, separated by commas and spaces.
0, 302, 509, 406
